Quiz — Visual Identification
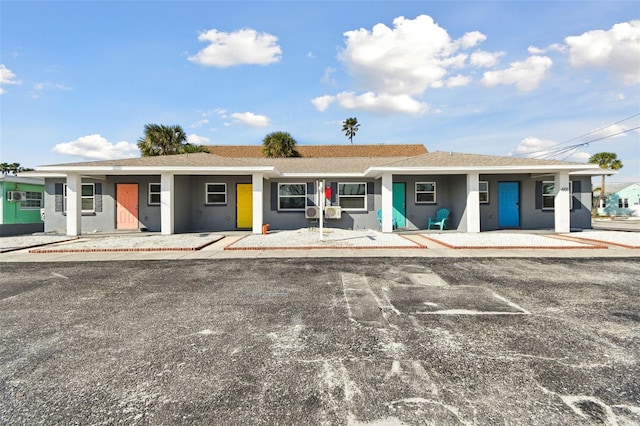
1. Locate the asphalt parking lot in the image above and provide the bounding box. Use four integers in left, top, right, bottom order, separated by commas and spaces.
1, 258, 639, 425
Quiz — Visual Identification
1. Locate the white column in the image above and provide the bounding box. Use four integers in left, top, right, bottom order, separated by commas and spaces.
381, 173, 393, 233
466, 173, 481, 233
554, 171, 571, 233
66, 173, 82, 236
160, 173, 174, 235
252, 173, 264, 234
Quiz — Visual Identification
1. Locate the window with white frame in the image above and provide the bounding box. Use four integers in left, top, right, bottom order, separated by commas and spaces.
479, 181, 489, 203
278, 183, 306, 210
206, 183, 227, 204
618, 198, 629, 208
542, 181, 573, 210
21, 191, 43, 209
64, 183, 95, 212
148, 183, 161, 205
415, 182, 436, 203
338, 183, 366, 210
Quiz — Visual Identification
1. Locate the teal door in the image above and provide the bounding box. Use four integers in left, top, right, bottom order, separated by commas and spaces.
392, 183, 406, 228
498, 182, 520, 228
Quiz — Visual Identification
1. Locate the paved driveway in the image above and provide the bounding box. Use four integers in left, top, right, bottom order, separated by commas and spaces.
1, 258, 638, 425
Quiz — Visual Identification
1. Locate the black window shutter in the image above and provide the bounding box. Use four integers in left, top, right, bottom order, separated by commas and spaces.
95, 183, 102, 212
54, 183, 63, 212
535, 181, 542, 210
572, 180, 581, 210
271, 182, 278, 211
306, 182, 315, 207
367, 182, 374, 194
330, 182, 338, 204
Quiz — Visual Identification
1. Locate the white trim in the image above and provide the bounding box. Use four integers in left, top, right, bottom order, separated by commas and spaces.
66, 174, 82, 236
554, 172, 570, 233
161, 173, 174, 235
415, 182, 436, 204
64, 183, 95, 212
337, 182, 367, 211
479, 181, 489, 204
35, 166, 278, 175
205, 182, 227, 205
466, 173, 480, 233
148, 183, 161, 205
381, 174, 393, 233
277, 182, 307, 211
252, 173, 263, 234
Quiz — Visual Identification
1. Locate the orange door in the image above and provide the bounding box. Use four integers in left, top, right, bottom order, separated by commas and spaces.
116, 184, 139, 230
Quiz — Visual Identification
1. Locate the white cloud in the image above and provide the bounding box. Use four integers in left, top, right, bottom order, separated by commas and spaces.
444, 74, 471, 88
512, 136, 590, 162
52, 134, 138, 160
188, 28, 282, 67
481, 55, 552, 92
314, 15, 502, 114
335, 91, 428, 115
338, 15, 488, 96
230, 112, 269, 127
583, 124, 631, 142
201, 108, 227, 118
311, 95, 335, 112
321, 67, 337, 86
456, 31, 486, 49
29, 82, 72, 98
190, 119, 209, 128
565, 20, 640, 85
0, 64, 21, 94
187, 134, 210, 145
470, 50, 504, 68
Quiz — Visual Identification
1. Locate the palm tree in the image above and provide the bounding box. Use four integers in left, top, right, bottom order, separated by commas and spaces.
342, 117, 360, 144
137, 124, 208, 156
262, 131, 300, 158
1, 162, 25, 175
589, 152, 623, 213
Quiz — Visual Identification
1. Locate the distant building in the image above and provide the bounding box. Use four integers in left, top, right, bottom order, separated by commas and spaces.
0, 175, 45, 236
596, 183, 640, 217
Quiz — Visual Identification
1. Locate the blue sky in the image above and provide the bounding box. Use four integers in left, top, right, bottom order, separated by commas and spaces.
1, 1, 639, 182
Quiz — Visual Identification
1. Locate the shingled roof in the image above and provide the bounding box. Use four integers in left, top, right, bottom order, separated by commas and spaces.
205, 144, 427, 158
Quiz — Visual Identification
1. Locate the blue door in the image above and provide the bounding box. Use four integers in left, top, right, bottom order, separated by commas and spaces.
498, 182, 520, 228
392, 183, 406, 228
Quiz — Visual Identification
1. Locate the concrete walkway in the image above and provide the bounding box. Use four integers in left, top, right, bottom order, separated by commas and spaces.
1, 228, 639, 261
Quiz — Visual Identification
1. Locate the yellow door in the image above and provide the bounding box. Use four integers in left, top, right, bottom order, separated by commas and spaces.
236, 184, 253, 229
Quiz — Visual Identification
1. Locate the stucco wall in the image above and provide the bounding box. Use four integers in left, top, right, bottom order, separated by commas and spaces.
43, 174, 593, 234
262, 178, 379, 231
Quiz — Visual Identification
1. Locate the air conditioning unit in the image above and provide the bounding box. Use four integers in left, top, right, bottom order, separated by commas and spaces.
305, 206, 320, 219
324, 205, 342, 219
8, 191, 27, 202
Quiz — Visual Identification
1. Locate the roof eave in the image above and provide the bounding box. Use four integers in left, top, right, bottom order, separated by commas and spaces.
34, 166, 279, 177
365, 164, 603, 177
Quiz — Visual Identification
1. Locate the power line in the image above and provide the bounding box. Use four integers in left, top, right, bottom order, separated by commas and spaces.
513, 113, 640, 159
529, 126, 640, 160
555, 112, 640, 147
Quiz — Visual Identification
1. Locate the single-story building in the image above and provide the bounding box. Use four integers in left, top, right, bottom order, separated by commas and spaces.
30, 144, 606, 236
595, 182, 640, 217
0, 175, 45, 236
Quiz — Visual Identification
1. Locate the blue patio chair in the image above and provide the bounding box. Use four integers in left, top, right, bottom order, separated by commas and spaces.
376, 209, 397, 230
427, 208, 449, 230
